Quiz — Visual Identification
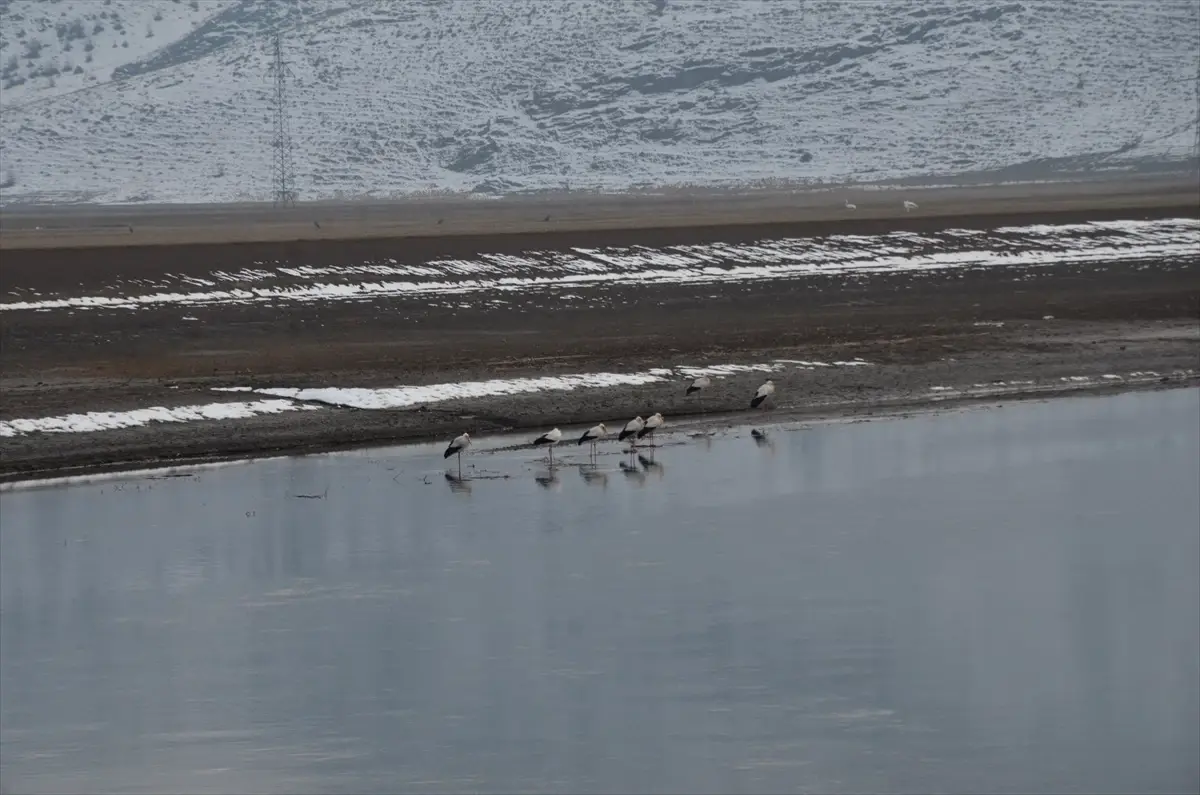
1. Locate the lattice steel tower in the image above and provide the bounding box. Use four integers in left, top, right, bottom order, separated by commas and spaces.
268, 34, 297, 207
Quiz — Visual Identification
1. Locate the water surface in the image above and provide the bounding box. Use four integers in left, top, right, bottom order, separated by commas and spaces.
2, 389, 1198, 794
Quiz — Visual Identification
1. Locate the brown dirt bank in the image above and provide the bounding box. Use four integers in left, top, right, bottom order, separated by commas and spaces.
1, 173, 1196, 252
1, 186, 1197, 482
1, 314, 1197, 483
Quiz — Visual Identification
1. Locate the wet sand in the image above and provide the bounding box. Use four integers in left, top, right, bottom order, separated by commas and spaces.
1, 180, 1197, 482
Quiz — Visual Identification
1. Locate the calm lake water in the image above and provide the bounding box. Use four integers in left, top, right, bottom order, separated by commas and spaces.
2, 389, 1198, 794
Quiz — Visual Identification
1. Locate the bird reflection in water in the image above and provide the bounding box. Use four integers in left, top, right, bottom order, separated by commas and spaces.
444, 471, 472, 495
637, 453, 665, 479
751, 428, 776, 453
619, 459, 647, 487
534, 466, 561, 491
579, 464, 609, 489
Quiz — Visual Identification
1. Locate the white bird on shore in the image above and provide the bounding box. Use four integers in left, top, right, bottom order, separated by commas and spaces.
750, 379, 776, 409
903, 200, 918, 212
618, 416, 645, 446
531, 427, 562, 463
686, 375, 711, 395
577, 422, 608, 456
443, 432, 471, 475
844, 200, 857, 210
637, 412, 665, 444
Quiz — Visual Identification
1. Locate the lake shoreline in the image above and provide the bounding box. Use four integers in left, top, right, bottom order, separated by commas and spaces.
3, 336, 1196, 486
3, 179, 1197, 484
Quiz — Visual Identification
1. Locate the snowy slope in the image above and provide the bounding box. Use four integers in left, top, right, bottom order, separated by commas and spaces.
0, 0, 1197, 205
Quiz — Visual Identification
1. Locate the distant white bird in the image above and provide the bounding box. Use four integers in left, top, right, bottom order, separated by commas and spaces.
637, 412, 665, 444
618, 416, 645, 446
443, 432, 471, 474
532, 427, 562, 463
903, 200, 919, 212
686, 375, 711, 395
577, 422, 608, 456
750, 379, 776, 409
844, 200, 857, 210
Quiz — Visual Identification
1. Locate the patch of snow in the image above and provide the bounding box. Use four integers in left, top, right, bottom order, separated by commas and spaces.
0, 399, 317, 437
213, 359, 873, 411
4, 218, 1196, 314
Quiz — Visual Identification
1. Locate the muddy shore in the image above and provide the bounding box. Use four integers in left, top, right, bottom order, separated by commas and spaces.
1, 184, 1197, 482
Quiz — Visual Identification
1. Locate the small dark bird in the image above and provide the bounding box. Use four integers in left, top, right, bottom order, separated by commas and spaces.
313, 220, 321, 229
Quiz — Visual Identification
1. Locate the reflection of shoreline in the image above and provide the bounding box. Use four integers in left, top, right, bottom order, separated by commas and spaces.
5, 376, 1198, 491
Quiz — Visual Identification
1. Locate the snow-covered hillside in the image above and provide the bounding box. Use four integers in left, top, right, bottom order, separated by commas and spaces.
0, 0, 1197, 205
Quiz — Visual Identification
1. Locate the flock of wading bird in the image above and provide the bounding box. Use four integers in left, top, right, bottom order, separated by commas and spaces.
441, 374, 778, 474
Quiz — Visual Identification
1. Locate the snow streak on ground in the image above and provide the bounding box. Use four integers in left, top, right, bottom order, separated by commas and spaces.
214, 360, 869, 411
3, 217, 1197, 313
0, 399, 318, 437
0, 359, 868, 437
0, 0, 1197, 204
5, 365, 1195, 440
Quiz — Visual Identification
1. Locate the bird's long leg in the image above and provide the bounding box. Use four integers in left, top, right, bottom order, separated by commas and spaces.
457, 451, 463, 478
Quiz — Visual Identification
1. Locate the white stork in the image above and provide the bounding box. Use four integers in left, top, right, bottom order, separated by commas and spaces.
532, 427, 562, 463
750, 379, 776, 409
618, 416, 645, 447
844, 199, 857, 210
686, 375, 711, 395
577, 422, 608, 457
637, 412, 665, 444
443, 432, 471, 475
903, 200, 918, 212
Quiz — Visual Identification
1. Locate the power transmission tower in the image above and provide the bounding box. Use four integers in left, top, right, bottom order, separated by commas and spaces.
268, 34, 297, 207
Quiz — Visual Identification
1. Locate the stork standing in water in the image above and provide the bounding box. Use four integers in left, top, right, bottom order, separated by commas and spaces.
686, 375, 711, 395
577, 422, 608, 458
903, 200, 918, 212
443, 432, 471, 476
750, 379, 776, 409
531, 427, 562, 464
638, 412, 665, 446
618, 416, 645, 449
